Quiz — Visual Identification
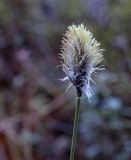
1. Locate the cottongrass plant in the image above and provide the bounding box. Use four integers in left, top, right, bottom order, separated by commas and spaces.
59, 24, 104, 160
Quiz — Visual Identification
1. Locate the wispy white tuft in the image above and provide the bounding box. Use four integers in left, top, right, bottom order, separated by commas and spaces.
59, 24, 104, 101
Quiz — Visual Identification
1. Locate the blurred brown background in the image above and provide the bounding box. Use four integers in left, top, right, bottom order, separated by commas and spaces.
0, 0, 131, 160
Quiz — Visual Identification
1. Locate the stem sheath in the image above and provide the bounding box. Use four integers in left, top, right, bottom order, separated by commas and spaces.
70, 97, 81, 160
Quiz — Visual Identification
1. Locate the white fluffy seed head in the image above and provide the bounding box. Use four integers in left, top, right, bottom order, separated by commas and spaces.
59, 24, 104, 101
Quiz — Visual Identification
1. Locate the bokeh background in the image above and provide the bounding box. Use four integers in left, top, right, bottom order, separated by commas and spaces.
0, 0, 131, 160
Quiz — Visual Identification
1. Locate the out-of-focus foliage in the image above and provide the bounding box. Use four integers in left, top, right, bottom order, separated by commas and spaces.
0, 0, 131, 160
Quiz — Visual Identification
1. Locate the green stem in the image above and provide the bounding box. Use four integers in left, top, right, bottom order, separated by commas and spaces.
70, 97, 81, 160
